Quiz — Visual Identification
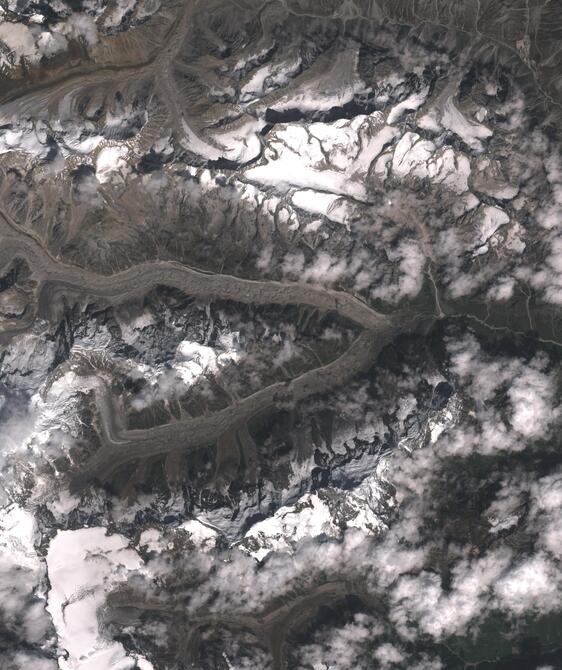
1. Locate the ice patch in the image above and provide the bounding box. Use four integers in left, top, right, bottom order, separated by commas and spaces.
102, 0, 137, 28
240, 472, 389, 562
488, 514, 519, 534
178, 520, 219, 551
139, 520, 218, 554
96, 145, 129, 183
241, 493, 338, 561
181, 117, 262, 164
390, 132, 470, 194
291, 189, 352, 227
117, 311, 155, 345
240, 53, 302, 103
473, 205, 510, 255
245, 122, 367, 199
266, 46, 368, 115
440, 97, 492, 151
387, 87, 429, 125
46, 527, 144, 670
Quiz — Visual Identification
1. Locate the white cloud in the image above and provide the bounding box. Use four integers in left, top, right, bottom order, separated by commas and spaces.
0, 23, 38, 62
508, 360, 558, 438
0, 505, 51, 644
374, 643, 405, 667
36, 30, 68, 58
530, 470, 562, 558
295, 613, 382, 670
55, 14, 98, 46
390, 549, 512, 639
1, 652, 57, 670
371, 239, 426, 303
487, 276, 515, 301
445, 334, 559, 453
494, 553, 561, 616
302, 251, 348, 286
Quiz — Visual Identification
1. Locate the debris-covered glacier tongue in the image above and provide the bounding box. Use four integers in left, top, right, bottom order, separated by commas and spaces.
0, 1, 562, 668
